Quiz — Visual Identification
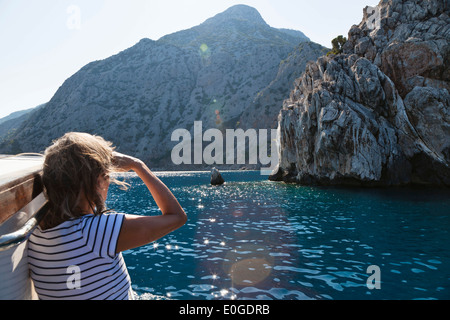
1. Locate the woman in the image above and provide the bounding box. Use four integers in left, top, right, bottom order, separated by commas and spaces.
27, 132, 187, 300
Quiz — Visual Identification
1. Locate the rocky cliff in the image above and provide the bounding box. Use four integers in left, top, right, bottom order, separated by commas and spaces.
271, 0, 450, 186
0, 5, 325, 170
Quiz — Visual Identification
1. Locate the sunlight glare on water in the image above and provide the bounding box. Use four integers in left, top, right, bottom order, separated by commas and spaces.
107, 171, 450, 300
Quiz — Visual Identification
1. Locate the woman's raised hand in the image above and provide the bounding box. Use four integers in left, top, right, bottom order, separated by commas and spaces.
112, 152, 143, 172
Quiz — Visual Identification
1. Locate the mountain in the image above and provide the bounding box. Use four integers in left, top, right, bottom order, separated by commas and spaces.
0, 5, 325, 169
0, 104, 45, 144
240, 41, 328, 130
271, 0, 450, 186
0, 108, 34, 126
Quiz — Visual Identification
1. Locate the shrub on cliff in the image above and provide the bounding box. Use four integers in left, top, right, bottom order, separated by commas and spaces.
327, 35, 347, 56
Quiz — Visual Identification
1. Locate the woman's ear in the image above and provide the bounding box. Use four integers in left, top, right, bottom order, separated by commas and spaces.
97, 174, 109, 191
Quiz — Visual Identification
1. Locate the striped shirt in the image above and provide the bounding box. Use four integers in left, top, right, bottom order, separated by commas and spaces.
28, 213, 132, 300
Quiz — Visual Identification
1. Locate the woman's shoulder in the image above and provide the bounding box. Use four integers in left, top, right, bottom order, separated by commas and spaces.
84, 212, 125, 223
80, 212, 126, 233
36, 212, 125, 235
35, 215, 86, 235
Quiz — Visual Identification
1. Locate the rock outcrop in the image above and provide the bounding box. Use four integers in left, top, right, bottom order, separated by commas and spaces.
344, 0, 450, 98
210, 167, 225, 186
271, 0, 450, 186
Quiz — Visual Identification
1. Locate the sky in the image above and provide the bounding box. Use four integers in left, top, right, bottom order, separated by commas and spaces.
0, 0, 379, 119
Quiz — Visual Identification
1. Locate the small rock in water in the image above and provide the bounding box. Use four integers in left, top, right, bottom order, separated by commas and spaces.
211, 167, 225, 186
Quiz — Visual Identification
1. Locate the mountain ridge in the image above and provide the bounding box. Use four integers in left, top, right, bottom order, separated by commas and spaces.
202, 4, 269, 27
0, 5, 326, 170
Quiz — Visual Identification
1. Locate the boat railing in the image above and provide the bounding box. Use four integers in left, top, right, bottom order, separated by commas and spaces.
0, 154, 46, 300
0, 197, 48, 252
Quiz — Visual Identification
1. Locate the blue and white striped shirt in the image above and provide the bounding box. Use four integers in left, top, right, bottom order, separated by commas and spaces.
28, 213, 132, 300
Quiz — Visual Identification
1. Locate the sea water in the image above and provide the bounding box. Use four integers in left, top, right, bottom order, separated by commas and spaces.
106, 170, 450, 300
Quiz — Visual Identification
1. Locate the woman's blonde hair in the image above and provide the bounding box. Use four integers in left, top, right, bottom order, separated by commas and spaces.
41, 132, 127, 229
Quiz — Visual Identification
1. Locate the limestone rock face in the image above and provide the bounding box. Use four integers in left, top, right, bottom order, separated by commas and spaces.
344, 0, 450, 98
239, 42, 329, 131
272, 0, 450, 186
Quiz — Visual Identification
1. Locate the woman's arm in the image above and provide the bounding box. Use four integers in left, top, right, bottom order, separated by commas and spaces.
113, 153, 187, 253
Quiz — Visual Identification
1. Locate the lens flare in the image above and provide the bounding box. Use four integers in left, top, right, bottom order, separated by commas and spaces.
232, 209, 244, 218
200, 43, 208, 53
222, 244, 274, 287
229, 258, 272, 286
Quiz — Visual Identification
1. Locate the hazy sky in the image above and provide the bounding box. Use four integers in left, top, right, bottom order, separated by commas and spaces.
0, 0, 379, 119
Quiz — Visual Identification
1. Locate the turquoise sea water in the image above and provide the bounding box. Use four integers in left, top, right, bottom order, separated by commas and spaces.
106, 170, 450, 300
